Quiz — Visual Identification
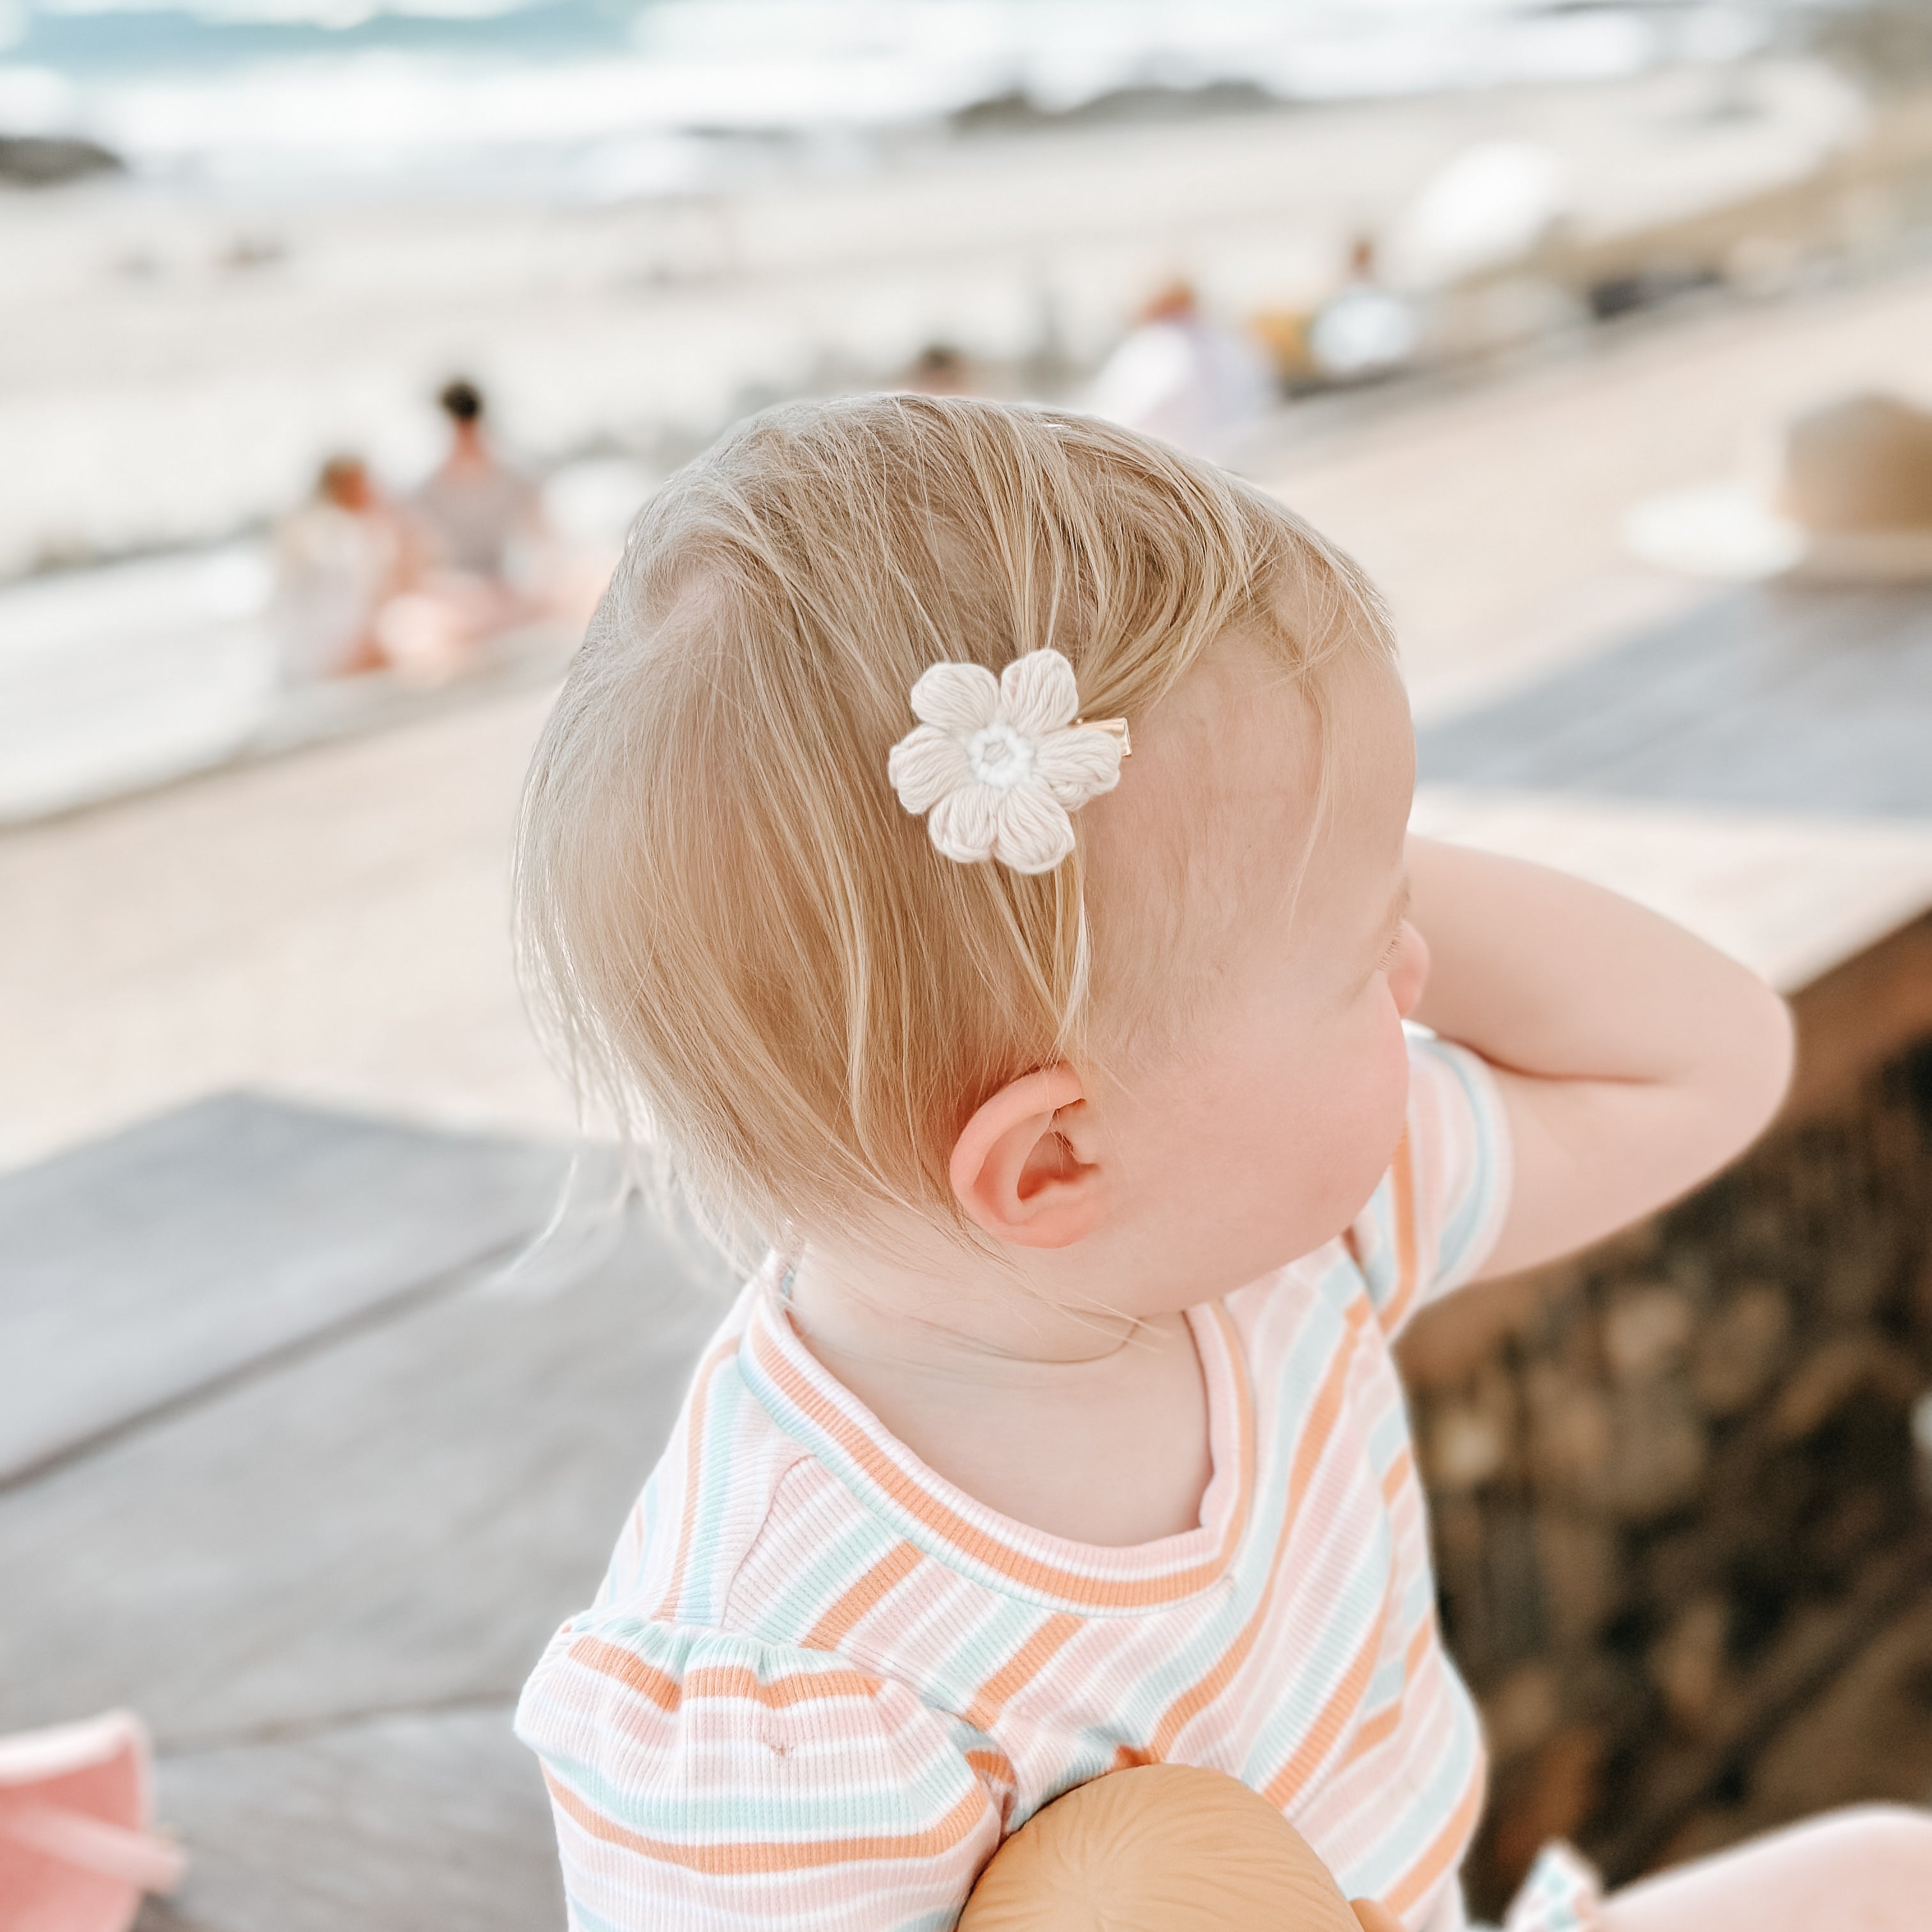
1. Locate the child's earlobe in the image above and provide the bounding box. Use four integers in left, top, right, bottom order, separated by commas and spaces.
949, 1067, 1105, 1250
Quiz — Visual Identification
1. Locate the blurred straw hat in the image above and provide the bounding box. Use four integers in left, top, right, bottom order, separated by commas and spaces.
1623, 392, 1932, 584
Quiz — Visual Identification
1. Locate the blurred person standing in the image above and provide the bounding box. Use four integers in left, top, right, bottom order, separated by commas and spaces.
1085, 279, 1274, 462
271, 454, 410, 682
412, 378, 549, 611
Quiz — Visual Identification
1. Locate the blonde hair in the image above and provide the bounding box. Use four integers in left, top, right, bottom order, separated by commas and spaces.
516, 395, 1392, 1256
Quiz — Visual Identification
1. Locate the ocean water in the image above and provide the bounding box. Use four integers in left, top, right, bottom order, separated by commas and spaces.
0, 0, 1779, 196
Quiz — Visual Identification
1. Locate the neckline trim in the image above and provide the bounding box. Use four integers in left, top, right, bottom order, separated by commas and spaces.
738, 1268, 1255, 1614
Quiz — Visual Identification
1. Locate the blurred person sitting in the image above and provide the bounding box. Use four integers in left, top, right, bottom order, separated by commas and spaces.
272, 455, 410, 683
1085, 279, 1274, 462
412, 378, 549, 609
1307, 236, 1419, 386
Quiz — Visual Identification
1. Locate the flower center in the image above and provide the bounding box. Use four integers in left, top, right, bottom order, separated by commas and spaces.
966, 720, 1035, 791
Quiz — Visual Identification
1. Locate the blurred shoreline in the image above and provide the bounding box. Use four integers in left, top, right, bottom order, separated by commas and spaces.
5, 49, 1932, 822
0, 0, 1781, 194
0, 59, 1886, 574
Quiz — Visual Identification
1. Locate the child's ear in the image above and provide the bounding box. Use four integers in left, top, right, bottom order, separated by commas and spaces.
949, 1066, 1104, 1250
1349, 1900, 1407, 1932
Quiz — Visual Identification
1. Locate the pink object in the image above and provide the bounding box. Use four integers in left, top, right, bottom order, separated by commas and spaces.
0, 1712, 185, 1932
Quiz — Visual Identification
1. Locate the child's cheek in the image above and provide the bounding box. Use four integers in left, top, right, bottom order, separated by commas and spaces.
1261, 1016, 1412, 1251
1324, 1011, 1415, 1228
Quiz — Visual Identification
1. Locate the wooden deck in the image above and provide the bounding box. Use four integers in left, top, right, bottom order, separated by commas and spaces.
4, 583, 1931, 1928
0, 1096, 722, 1930
1414, 583, 1932, 996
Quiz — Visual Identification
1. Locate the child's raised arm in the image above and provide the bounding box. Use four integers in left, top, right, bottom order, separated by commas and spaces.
1404, 834, 1794, 1281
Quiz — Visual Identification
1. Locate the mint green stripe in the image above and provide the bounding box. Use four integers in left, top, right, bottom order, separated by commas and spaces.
549, 1744, 979, 1839
750, 1512, 903, 1637
1239, 1508, 1393, 1782
1338, 1673, 1482, 1898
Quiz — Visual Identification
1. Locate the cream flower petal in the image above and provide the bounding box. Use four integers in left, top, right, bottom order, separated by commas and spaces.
887, 724, 972, 815
998, 648, 1081, 739
991, 782, 1077, 875
1032, 724, 1124, 809
909, 661, 999, 735
928, 783, 1002, 864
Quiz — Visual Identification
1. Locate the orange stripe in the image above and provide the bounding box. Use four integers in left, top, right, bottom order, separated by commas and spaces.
1344, 1604, 1438, 1769
964, 1614, 1082, 1730
1380, 1446, 1414, 1505
686, 1664, 883, 1708
801, 1541, 922, 1652
1383, 1757, 1486, 1916
1285, 1296, 1367, 1515
1402, 1604, 1436, 1677
754, 1303, 1254, 1610
571, 1636, 682, 1712
571, 1637, 884, 1712
1376, 1132, 1421, 1334
1139, 1298, 1370, 1759
546, 1768, 991, 1874
653, 1336, 741, 1621
964, 1747, 1015, 1786
1262, 1585, 1392, 1807
1342, 1691, 1406, 1766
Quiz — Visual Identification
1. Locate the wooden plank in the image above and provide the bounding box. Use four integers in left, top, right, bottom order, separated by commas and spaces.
1417, 586, 1932, 818
132, 1708, 560, 1932
1409, 785, 1932, 993
0, 1094, 570, 1484
0, 1192, 723, 1745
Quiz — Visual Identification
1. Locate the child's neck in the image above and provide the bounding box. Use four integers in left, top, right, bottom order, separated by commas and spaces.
787, 1239, 1214, 1547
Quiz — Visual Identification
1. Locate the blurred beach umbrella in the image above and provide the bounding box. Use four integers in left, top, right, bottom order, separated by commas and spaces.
1387, 139, 1569, 287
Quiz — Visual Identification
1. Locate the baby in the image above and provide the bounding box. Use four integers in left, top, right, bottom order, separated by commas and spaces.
512, 396, 1932, 1929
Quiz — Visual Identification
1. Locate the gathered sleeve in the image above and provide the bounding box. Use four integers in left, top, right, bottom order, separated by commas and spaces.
1349, 1031, 1515, 1338
514, 1616, 1006, 1931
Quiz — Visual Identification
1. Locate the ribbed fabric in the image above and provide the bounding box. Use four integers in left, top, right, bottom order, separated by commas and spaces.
518, 1036, 1522, 1931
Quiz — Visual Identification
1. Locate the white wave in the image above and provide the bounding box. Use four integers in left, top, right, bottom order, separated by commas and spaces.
2, 0, 1775, 188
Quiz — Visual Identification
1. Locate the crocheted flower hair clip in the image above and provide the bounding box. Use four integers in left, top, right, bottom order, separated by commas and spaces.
887, 648, 1130, 875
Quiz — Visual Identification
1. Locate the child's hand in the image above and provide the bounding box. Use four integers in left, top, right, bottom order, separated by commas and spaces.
1403, 835, 1794, 1280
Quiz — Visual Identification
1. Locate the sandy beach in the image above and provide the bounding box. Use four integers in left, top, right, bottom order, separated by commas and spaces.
0, 58, 1866, 578
7, 249, 1932, 1173
4, 52, 1903, 829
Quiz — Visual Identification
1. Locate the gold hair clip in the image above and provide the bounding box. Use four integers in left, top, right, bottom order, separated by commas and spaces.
1076, 717, 1131, 757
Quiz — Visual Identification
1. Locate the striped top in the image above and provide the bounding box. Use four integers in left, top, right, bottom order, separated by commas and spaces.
518, 1034, 1520, 1932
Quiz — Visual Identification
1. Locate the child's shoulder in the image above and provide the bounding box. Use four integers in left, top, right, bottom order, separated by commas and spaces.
513, 1282, 983, 1807
585, 1289, 829, 1631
